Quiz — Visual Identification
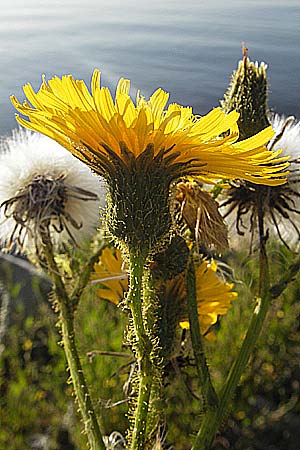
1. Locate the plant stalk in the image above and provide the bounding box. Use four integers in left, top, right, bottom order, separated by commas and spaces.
60, 302, 106, 450
71, 245, 105, 308
42, 234, 106, 450
186, 256, 219, 410
192, 206, 270, 450
127, 250, 153, 450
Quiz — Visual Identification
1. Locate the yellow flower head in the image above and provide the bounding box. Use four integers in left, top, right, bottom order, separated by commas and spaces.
92, 246, 236, 337
177, 259, 237, 335
11, 69, 289, 186
196, 259, 237, 333
92, 247, 128, 304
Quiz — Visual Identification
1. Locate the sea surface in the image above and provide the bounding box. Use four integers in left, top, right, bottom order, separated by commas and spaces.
1, 0, 299, 137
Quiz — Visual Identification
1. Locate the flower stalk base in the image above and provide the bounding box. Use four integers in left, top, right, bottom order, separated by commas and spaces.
192, 211, 270, 450
126, 249, 164, 450
41, 233, 106, 450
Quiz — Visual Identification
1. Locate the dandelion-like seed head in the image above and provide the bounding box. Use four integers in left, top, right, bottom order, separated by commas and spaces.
267, 115, 300, 247
222, 115, 300, 249
0, 129, 105, 254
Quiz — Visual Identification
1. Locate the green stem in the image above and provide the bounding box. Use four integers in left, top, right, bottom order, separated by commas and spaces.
192, 207, 270, 450
143, 270, 164, 446
127, 250, 153, 450
270, 257, 300, 299
132, 366, 153, 450
186, 257, 219, 410
71, 245, 106, 308
127, 250, 148, 358
42, 235, 106, 450
60, 303, 106, 450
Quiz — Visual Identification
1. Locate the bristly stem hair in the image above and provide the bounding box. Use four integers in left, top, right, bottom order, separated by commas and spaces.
126, 246, 165, 450
40, 229, 106, 450
126, 249, 153, 450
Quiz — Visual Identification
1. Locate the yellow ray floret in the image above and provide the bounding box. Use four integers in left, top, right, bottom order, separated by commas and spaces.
179, 259, 237, 334
11, 69, 288, 185
92, 247, 128, 304
92, 247, 236, 337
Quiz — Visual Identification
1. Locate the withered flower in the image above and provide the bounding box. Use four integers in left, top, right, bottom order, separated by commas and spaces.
0, 129, 105, 254
172, 180, 228, 252
222, 116, 300, 250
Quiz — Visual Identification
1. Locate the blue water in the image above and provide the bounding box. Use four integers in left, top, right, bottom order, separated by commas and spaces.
1, 0, 299, 136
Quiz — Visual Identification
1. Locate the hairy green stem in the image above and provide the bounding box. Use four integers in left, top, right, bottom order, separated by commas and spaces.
131, 366, 153, 450
143, 271, 164, 447
60, 303, 106, 450
192, 208, 270, 450
192, 243, 300, 449
270, 257, 300, 299
42, 235, 106, 450
127, 250, 153, 450
71, 245, 106, 308
186, 257, 219, 410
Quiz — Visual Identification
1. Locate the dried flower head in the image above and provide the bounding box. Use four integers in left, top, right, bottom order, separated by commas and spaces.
0, 128, 105, 253
222, 115, 300, 249
172, 180, 228, 252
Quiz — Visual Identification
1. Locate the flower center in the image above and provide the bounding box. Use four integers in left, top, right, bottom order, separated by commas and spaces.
3, 174, 67, 229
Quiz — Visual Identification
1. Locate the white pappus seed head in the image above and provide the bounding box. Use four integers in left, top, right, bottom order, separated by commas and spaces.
269, 114, 300, 162
0, 128, 107, 253
222, 114, 300, 251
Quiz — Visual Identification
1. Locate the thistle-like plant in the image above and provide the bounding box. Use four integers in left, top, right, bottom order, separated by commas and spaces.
5, 65, 294, 450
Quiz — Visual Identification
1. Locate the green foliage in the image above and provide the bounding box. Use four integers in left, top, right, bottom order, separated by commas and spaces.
207, 242, 300, 450
1, 240, 300, 449
0, 300, 73, 450
0, 262, 129, 449
75, 284, 129, 436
